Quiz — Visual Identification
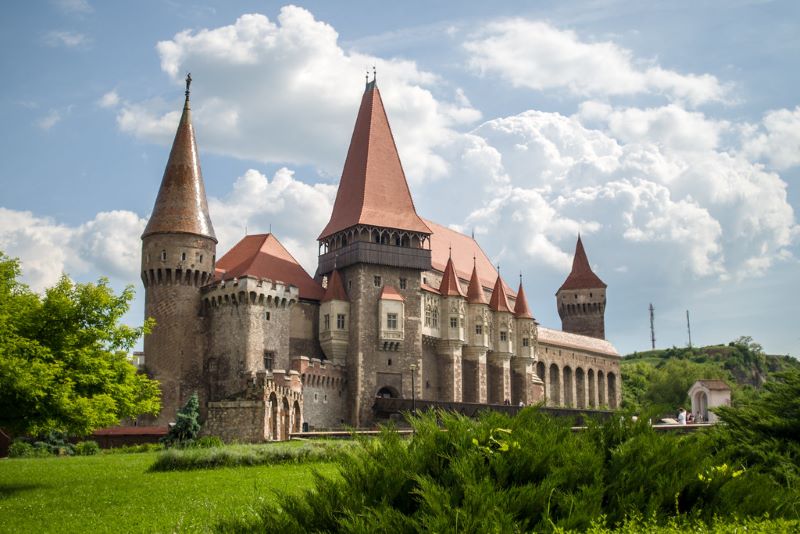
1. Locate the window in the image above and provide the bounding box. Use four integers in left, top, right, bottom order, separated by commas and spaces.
199, 254, 203, 263
475, 324, 483, 335
422, 277, 428, 285
181, 252, 186, 261
431, 309, 439, 328
500, 331, 507, 342
424, 308, 431, 327
450, 317, 458, 329
399, 278, 407, 289
324, 314, 330, 330
523, 337, 529, 347
263, 351, 274, 371
388, 359, 392, 366
160, 250, 166, 261
348, 280, 352, 289
374, 276, 382, 287
265, 311, 271, 321
336, 313, 346, 330
387, 313, 398, 330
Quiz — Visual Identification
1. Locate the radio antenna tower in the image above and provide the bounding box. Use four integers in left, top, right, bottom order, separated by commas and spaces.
649, 303, 656, 350
686, 310, 693, 348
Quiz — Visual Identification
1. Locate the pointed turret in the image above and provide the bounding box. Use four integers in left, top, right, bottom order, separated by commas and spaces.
142, 76, 216, 242
439, 255, 465, 297
558, 235, 605, 291
489, 273, 512, 313
322, 269, 348, 302
514, 281, 534, 320
318, 81, 431, 240
466, 260, 486, 304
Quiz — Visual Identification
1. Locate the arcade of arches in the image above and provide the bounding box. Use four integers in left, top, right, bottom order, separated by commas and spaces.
537, 360, 619, 409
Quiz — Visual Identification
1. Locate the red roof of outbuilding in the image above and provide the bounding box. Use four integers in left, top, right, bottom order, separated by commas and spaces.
322, 269, 348, 302
93, 426, 168, 436
514, 282, 534, 319
558, 235, 606, 291
142, 92, 216, 242
380, 285, 405, 301
215, 234, 324, 301
318, 81, 431, 239
489, 274, 512, 313
438, 256, 465, 297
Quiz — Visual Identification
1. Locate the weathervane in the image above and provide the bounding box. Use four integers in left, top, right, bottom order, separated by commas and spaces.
185, 72, 192, 100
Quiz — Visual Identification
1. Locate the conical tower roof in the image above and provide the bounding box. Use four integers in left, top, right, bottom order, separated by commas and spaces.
322, 269, 348, 302
558, 235, 606, 291
142, 77, 216, 242
439, 255, 465, 297
514, 280, 534, 319
489, 273, 512, 313
466, 260, 487, 304
318, 80, 431, 240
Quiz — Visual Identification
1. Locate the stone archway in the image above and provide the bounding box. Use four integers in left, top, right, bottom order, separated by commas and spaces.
575, 368, 586, 409
269, 392, 278, 441
549, 363, 560, 406
377, 386, 399, 398
598, 371, 606, 407
563, 366, 573, 407
292, 400, 301, 433
694, 391, 708, 422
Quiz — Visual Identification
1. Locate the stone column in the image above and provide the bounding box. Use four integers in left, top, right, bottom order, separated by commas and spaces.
437, 340, 463, 403
488, 352, 511, 404
463, 347, 487, 403
543, 360, 551, 406
511, 356, 533, 405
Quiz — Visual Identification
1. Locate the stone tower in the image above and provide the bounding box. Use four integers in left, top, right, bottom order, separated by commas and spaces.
141, 76, 217, 423
317, 79, 432, 426
556, 235, 606, 339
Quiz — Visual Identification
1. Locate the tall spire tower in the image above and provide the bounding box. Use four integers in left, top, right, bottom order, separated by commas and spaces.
556, 235, 607, 339
141, 74, 217, 423
317, 77, 431, 426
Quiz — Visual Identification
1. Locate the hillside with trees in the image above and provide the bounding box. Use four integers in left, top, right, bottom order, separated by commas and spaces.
621, 337, 799, 413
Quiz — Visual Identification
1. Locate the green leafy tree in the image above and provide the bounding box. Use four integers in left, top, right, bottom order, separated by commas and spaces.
162, 392, 200, 446
0, 252, 160, 437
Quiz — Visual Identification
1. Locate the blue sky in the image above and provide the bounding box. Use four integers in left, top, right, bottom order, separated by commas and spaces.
1, 0, 798, 356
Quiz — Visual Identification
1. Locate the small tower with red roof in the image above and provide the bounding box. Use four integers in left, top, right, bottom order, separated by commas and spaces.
556, 235, 607, 339
319, 269, 350, 365
488, 272, 514, 404
436, 255, 466, 402
463, 259, 489, 403
140, 76, 218, 423
512, 276, 544, 405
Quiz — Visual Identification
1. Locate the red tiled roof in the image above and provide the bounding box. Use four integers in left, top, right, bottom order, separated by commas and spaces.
696, 380, 731, 391
425, 219, 514, 297
466, 262, 486, 305
514, 282, 534, 319
438, 256, 465, 297
215, 234, 324, 300
142, 94, 216, 242
558, 235, 606, 291
318, 82, 431, 239
322, 269, 348, 302
489, 274, 512, 313
93, 426, 168, 436
421, 283, 441, 294
537, 327, 619, 357
380, 285, 405, 301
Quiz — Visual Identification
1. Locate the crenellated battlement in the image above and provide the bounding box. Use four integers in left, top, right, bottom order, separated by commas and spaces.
201, 275, 299, 312
292, 356, 347, 390
141, 266, 213, 288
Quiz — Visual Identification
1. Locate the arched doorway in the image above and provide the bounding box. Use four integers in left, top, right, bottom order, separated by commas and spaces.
587, 369, 596, 408
598, 371, 606, 407
563, 366, 573, 407
575, 368, 585, 409
376, 386, 399, 398
269, 392, 278, 441
549, 364, 560, 406
282, 397, 290, 440
694, 391, 708, 422
608, 372, 618, 409
292, 400, 301, 433
536, 361, 546, 400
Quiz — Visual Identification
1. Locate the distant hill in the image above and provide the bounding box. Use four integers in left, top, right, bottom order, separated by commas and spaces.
620, 337, 799, 411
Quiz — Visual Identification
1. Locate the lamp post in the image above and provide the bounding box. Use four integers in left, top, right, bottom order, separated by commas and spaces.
410, 363, 417, 414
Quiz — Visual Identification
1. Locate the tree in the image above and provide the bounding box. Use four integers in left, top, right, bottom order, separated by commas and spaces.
0, 252, 160, 437
162, 392, 200, 446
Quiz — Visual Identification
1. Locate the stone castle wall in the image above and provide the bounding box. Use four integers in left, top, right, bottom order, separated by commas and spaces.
293, 357, 347, 429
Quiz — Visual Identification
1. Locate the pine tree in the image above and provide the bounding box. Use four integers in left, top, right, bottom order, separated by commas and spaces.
163, 392, 201, 446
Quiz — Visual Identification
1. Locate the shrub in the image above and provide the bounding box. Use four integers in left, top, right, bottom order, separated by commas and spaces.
74, 440, 101, 456
8, 440, 35, 458
162, 392, 201, 447
192, 436, 224, 449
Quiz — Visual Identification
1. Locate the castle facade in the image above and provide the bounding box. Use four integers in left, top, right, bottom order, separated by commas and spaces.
140, 78, 621, 440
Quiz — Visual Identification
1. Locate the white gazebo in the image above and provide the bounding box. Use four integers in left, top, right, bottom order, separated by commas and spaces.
688, 379, 731, 423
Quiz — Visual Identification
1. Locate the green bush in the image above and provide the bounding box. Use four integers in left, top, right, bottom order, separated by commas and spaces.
8, 440, 35, 458
192, 435, 224, 449
162, 392, 201, 447
74, 440, 101, 456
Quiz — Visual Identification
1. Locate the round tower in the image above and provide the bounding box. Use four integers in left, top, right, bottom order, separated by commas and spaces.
141, 75, 217, 423
556, 235, 606, 339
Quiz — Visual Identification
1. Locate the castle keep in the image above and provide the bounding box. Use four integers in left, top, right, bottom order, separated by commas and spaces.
141, 77, 621, 440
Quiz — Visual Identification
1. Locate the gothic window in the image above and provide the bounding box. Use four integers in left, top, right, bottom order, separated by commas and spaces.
387, 313, 398, 330
424, 308, 431, 327
324, 314, 330, 330
431, 308, 439, 328
336, 313, 346, 330
475, 324, 483, 335
399, 278, 407, 289
500, 331, 508, 342
263, 351, 274, 371
523, 337, 529, 347
450, 317, 458, 329
374, 275, 382, 287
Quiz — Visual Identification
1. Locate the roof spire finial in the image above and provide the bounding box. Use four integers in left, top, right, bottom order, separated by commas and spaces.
373, 64, 376, 83
365, 69, 369, 88
519, 271, 522, 284
497, 264, 501, 275
185, 72, 192, 102
448, 242, 452, 259
473, 254, 476, 267
269, 223, 272, 234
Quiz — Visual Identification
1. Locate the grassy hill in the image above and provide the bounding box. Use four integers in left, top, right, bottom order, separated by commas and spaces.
620, 337, 799, 412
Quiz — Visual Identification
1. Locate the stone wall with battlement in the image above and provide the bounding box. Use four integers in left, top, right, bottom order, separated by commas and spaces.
292, 357, 347, 429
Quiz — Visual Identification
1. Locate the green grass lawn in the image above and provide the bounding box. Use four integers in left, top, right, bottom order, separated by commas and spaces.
0, 450, 335, 533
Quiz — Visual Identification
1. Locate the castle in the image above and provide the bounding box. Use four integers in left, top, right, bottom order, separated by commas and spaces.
139, 76, 621, 441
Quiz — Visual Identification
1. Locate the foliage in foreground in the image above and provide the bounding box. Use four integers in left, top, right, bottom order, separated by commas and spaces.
580, 514, 800, 534
161, 392, 201, 447
0, 252, 160, 437
150, 440, 349, 471
222, 372, 800, 533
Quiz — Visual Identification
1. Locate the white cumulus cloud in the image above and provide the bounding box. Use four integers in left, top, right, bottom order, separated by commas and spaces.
742, 106, 800, 170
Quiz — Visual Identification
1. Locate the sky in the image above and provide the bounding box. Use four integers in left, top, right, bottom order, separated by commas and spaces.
1, 0, 798, 357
